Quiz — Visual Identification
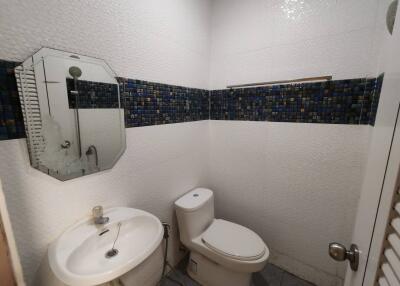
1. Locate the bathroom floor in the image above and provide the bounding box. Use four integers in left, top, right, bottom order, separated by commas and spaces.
161, 261, 316, 286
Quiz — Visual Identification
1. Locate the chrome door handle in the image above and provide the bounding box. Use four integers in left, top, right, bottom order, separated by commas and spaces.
329, 242, 359, 271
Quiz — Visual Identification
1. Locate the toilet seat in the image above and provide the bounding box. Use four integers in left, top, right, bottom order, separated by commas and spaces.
201, 219, 266, 261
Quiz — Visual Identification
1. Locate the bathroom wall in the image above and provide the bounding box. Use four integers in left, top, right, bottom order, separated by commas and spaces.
0, 0, 212, 89
370, 0, 397, 76
209, 0, 381, 89
0, 122, 209, 284
207, 122, 370, 286
0, 1, 388, 286
0, 0, 212, 284
207, 1, 381, 285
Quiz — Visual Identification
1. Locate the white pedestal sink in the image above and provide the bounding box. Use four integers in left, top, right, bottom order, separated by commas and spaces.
47, 207, 163, 286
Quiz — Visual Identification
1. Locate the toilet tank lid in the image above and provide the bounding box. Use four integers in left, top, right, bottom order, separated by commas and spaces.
174, 188, 213, 212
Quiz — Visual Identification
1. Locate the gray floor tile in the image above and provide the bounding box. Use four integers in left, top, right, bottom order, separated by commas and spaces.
253, 272, 271, 286
161, 275, 200, 286
280, 272, 315, 286
162, 259, 316, 286
160, 266, 200, 286
255, 263, 284, 286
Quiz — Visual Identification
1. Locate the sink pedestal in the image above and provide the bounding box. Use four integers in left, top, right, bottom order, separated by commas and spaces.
36, 245, 163, 286
119, 245, 163, 286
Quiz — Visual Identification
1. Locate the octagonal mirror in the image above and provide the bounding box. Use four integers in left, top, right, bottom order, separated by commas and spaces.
15, 48, 126, 181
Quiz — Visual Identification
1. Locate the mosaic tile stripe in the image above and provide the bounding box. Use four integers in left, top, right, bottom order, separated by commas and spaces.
120, 78, 209, 128
0, 60, 25, 140
66, 78, 120, 109
210, 76, 383, 125
0, 59, 384, 141
366, 74, 384, 125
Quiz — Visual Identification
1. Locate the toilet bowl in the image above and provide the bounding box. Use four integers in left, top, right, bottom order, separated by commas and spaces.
174, 188, 269, 286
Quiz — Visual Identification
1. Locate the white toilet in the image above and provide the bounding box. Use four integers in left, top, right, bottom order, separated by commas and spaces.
175, 188, 269, 286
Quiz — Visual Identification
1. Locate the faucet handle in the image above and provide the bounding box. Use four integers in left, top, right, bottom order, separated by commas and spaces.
92, 206, 104, 218
92, 205, 109, 225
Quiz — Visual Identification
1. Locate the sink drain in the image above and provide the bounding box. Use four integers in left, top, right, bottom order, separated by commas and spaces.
105, 249, 119, 259
105, 222, 121, 259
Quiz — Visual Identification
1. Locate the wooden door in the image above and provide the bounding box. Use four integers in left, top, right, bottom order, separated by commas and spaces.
0, 213, 16, 286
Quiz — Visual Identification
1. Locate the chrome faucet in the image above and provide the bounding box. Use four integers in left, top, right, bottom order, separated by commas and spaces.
92, 206, 109, 225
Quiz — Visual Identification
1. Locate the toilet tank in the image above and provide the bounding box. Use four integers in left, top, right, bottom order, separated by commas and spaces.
174, 188, 214, 246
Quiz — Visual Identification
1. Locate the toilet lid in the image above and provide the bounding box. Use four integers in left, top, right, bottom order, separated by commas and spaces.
202, 219, 266, 261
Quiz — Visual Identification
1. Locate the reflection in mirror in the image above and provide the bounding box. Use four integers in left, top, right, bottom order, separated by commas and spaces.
15, 48, 126, 181
387, 0, 399, 35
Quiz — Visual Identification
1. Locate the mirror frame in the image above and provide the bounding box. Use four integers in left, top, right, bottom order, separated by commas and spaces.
15, 47, 126, 181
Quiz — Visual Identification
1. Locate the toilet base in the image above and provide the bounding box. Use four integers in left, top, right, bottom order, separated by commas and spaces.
187, 251, 252, 286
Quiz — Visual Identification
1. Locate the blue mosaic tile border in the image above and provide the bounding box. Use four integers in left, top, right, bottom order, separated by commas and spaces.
210, 76, 383, 125
120, 78, 209, 127
367, 74, 384, 125
0, 58, 384, 141
0, 60, 25, 140
66, 78, 120, 109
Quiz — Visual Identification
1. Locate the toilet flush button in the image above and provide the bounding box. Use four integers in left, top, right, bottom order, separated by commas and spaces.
193, 194, 199, 197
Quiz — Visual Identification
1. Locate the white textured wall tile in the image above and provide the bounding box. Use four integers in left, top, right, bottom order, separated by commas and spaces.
0, 0, 212, 89
368, 0, 396, 76
0, 122, 209, 285
209, 0, 380, 89
210, 28, 374, 89
207, 121, 371, 286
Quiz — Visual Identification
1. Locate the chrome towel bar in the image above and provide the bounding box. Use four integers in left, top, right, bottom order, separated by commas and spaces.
227, 75, 333, 89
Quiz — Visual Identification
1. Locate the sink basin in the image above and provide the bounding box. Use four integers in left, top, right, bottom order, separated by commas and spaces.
48, 207, 163, 286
